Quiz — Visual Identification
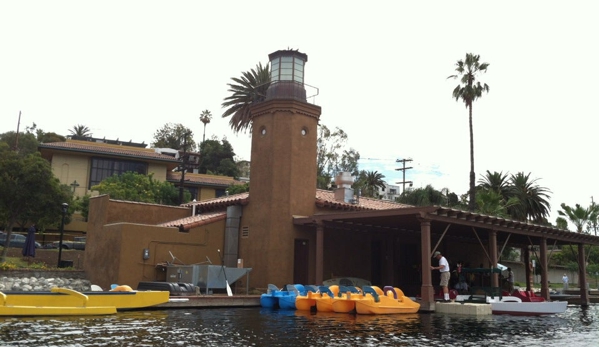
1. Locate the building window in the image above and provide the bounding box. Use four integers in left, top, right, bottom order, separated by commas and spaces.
89, 157, 148, 188
185, 186, 198, 201
215, 189, 227, 198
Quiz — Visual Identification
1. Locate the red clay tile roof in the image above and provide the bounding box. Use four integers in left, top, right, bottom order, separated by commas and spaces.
157, 211, 227, 231
168, 189, 412, 229
167, 172, 245, 187
39, 140, 180, 163
180, 192, 250, 211
315, 190, 413, 211
97, 196, 190, 210
180, 189, 411, 212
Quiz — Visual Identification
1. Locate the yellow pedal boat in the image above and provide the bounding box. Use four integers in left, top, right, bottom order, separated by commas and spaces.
331, 286, 363, 313
354, 286, 420, 315
295, 288, 321, 311
0, 286, 170, 314
0, 289, 116, 316
311, 285, 339, 312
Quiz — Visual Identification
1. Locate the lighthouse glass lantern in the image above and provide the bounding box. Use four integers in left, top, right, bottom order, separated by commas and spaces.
266, 49, 308, 101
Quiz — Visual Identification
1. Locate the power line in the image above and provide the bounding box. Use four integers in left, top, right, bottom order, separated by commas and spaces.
359, 157, 398, 162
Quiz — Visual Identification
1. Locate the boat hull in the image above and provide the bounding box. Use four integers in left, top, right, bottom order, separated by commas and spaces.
331, 287, 363, 313
295, 292, 318, 311
331, 297, 356, 313
354, 286, 420, 315
491, 301, 568, 316
1, 288, 170, 310
0, 305, 116, 316
278, 295, 297, 310
260, 295, 279, 308
0, 289, 120, 316
355, 299, 420, 314
313, 285, 339, 312
260, 284, 308, 309
457, 294, 568, 316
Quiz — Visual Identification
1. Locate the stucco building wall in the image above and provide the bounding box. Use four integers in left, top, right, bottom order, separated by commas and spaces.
239, 99, 321, 288
84, 195, 225, 289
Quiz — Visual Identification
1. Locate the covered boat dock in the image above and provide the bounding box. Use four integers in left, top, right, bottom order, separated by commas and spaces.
293, 206, 599, 312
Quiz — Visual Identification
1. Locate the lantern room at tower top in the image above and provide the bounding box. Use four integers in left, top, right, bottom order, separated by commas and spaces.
266, 49, 309, 102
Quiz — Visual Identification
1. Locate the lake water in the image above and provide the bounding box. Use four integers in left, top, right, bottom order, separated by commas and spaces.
1, 304, 597, 346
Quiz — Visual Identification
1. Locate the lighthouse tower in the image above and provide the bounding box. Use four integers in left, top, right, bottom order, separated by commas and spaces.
241, 50, 322, 287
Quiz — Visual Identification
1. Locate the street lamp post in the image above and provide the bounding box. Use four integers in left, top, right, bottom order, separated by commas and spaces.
57, 202, 68, 268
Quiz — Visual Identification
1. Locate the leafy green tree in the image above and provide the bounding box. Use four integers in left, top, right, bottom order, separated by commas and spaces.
397, 184, 454, 206
197, 138, 239, 177
355, 170, 386, 198
552, 244, 599, 269
339, 149, 360, 177
221, 62, 271, 133
72, 194, 91, 221
316, 125, 360, 189
555, 216, 568, 230
152, 123, 197, 152
68, 124, 92, 137
25, 123, 66, 143
227, 182, 249, 195
37, 131, 66, 143
448, 53, 490, 211
91, 172, 188, 205
0, 144, 72, 261
0, 131, 39, 156
500, 247, 520, 262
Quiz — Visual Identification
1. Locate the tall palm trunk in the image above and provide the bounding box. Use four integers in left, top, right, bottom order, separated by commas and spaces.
468, 103, 475, 211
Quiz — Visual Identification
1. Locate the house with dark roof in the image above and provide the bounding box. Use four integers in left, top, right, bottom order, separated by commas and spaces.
39, 137, 180, 197
38, 136, 243, 234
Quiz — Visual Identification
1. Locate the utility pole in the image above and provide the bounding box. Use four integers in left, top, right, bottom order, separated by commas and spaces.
14, 111, 21, 152
178, 133, 190, 205
395, 158, 413, 193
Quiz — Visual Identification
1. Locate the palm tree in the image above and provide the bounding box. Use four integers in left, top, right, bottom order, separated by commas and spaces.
558, 203, 599, 233
221, 62, 270, 133
508, 172, 551, 223
475, 189, 518, 218
448, 53, 490, 211
477, 170, 510, 200
199, 110, 212, 143
68, 124, 92, 137
358, 170, 386, 198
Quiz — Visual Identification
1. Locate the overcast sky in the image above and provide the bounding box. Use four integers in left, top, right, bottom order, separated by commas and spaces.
2, 1, 598, 226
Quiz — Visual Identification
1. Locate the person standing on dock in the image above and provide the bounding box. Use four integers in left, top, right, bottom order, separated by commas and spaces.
431, 251, 451, 302
506, 268, 514, 293
562, 274, 569, 291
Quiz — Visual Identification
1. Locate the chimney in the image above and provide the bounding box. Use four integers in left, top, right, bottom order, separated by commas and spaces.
334, 172, 355, 203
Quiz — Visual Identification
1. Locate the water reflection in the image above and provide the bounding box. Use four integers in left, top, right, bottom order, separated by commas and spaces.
0, 305, 597, 346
